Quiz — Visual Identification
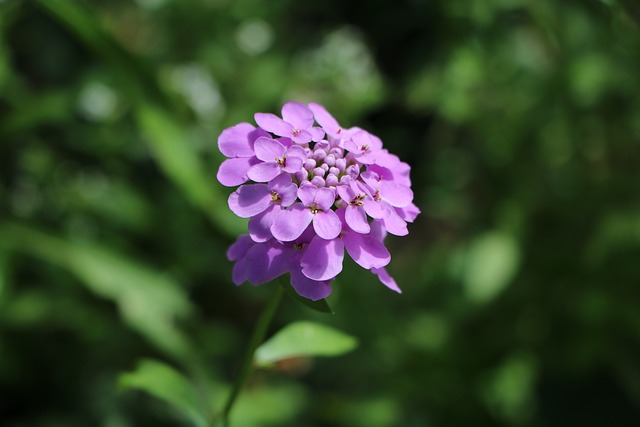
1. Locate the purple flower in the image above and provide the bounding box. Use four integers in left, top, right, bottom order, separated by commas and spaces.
217, 102, 420, 300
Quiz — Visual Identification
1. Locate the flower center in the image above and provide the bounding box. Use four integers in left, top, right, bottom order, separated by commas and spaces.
308, 202, 321, 214
350, 195, 365, 207
271, 191, 281, 203
292, 128, 301, 136
275, 156, 285, 166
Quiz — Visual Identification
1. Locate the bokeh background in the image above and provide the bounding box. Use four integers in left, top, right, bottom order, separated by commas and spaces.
2, 0, 640, 426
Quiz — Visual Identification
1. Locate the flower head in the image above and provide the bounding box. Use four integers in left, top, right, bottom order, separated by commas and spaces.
217, 102, 419, 300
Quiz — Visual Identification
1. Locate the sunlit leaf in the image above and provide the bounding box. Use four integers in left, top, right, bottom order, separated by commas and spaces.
255, 321, 357, 367
120, 359, 209, 427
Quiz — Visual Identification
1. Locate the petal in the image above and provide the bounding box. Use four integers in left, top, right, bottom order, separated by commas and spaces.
254, 113, 293, 137
396, 202, 421, 223
248, 205, 277, 242
253, 137, 286, 162
271, 203, 314, 242
309, 127, 326, 142
343, 231, 391, 270
290, 268, 333, 301
283, 156, 303, 174
309, 103, 341, 136
226, 234, 253, 261
218, 122, 257, 158
245, 242, 290, 285
345, 205, 370, 234
247, 162, 281, 183
286, 145, 308, 161
291, 129, 313, 145
381, 207, 408, 236
314, 187, 336, 211
336, 184, 355, 203
300, 236, 344, 281
363, 198, 387, 219
371, 267, 401, 293
380, 182, 413, 208
232, 258, 248, 285
216, 157, 256, 187
297, 184, 318, 206
228, 184, 271, 218
281, 101, 314, 130
313, 210, 342, 240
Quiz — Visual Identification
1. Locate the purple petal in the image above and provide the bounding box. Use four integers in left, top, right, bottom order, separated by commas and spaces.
313, 210, 342, 240
314, 187, 336, 211
228, 184, 271, 218
290, 268, 333, 301
226, 234, 253, 261
245, 242, 290, 285
381, 207, 408, 236
336, 185, 355, 203
281, 102, 314, 130
291, 129, 313, 145
218, 122, 257, 158
271, 203, 314, 242
247, 162, 281, 183
363, 198, 387, 219
343, 231, 391, 270
232, 258, 248, 285
380, 182, 413, 208
300, 236, 344, 281
396, 202, 421, 223
286, 145, 308, 161
297, 184, 318, 206
253, 137, 286, 162
277, 184, 299, 207
309, 127, 326, 142
308, 103, 341, 136
217, 157, 256, 187
345, 205, 370, 234
268, 172, 293, 190
360, 171, 381, 190
248, 205, 278, 242
254, 113, 293, 137
283, 156, 303, 174
372, 267, 401, 293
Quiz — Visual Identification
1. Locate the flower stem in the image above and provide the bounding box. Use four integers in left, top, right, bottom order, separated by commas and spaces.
217, 284, 284, 426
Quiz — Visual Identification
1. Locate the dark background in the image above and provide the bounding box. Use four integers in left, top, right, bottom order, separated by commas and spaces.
1, 0, 640, 426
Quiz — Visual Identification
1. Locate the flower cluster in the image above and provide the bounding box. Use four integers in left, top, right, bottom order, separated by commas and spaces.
217, 102, 419, 300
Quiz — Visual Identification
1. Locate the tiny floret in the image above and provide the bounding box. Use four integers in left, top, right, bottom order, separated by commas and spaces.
217, 102, 420, 300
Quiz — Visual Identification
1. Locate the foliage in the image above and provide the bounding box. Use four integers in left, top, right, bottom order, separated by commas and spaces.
1, 0, 640, 426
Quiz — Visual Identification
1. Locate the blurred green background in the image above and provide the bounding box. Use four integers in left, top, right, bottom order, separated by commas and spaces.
2, 0, 640, 426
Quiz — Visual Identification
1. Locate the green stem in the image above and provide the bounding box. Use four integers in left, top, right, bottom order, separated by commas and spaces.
217, 284, 284, 426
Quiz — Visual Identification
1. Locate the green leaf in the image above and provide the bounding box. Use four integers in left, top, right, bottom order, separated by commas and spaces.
120, 359, 209, 427
255, 321, 358, 367
0, 222, 193, 357
279, 279, 333, 314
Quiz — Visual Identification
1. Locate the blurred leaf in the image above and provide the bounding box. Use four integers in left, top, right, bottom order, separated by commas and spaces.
279, 279, 333, 314
463, 231, 520, 304
0, 90, 75, 135
0, 251, 6, 306
120, 359, 209, 427
221, 382, 307, 427
255, 321, 357, 367
0, 222, 193, 357
135, 104, 245, 237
